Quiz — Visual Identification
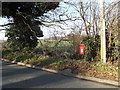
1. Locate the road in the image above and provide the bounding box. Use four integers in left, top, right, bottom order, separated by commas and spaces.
2, 61, 118, 88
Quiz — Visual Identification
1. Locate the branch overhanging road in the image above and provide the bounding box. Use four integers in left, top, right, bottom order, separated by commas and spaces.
2, 61, 117, 88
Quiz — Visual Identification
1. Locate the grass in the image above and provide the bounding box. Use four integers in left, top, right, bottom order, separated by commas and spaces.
38, 57, 55, 63
37, 57, 64, 65
2, 40, 119, 81
95, 62, 118, 77
3, 49, 67, 68
23, 57, 38, 62
3, 50, 33, 62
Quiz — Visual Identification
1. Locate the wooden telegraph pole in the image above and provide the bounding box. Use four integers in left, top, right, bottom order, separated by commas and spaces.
100, 0, 106, 63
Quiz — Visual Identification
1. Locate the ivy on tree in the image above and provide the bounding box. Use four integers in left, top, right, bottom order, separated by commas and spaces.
2, 2, 59, 49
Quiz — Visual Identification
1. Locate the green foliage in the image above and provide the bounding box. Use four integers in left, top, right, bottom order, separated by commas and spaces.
3, 49, 34, 62
6, 23, 41, 50
96, 62, 118, 76
53, 60, 64, 65
2, 49, 11, 57
81, 36, 100, 61
2, 2, 59, 18
14, 53, 31, 61
37, 57, 60, 64
38, 57, 52, 62
24, 57, 38, 63
2, 2, 59, 49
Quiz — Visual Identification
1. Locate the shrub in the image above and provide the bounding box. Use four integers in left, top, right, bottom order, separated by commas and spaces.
81, 36, 100, 61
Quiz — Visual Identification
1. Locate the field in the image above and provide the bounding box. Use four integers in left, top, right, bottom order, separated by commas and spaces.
37, 40, 73, 47
36, 40, 74, 58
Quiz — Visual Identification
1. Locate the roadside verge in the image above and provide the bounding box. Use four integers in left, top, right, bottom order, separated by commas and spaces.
1, 58, 119, 87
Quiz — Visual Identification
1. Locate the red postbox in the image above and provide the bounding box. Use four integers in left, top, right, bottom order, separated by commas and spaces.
80, 44, 84, 54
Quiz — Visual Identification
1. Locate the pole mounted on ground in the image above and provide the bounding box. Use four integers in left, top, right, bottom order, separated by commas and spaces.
100, 0, 106, 63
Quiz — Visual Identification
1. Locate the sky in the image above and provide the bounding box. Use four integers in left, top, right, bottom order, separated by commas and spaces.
0, 0, 116, 40
0, 0, 80, 40
0, 17, 9, 40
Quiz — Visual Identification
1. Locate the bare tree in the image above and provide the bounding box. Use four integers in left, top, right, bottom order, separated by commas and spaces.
36, 0, 119, 61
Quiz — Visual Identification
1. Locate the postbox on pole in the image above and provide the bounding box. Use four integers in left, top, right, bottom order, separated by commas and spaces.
80, 44, 84, 55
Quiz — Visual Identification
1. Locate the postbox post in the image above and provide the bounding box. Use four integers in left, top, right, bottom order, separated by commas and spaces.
80, 44, 84, 55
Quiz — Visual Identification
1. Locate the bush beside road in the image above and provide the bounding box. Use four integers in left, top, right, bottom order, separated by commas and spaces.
2, 49, 118, 82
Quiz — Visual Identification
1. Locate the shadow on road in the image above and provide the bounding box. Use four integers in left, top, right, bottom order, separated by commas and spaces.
2, 62, 117, 88
3, 73, 71, 88
2, 62, 70, 88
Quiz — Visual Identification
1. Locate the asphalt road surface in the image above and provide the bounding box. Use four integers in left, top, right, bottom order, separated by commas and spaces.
2, 61, 118, 88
